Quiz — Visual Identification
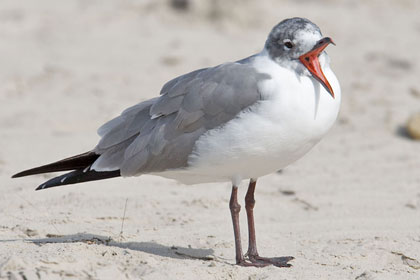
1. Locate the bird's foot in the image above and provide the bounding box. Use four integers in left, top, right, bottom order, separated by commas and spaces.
236, 259, 270, 267
246, 254, 294, 268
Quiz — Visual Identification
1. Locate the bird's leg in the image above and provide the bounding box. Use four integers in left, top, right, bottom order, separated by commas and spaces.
229, 185, 266, 267
244, 178, 294, 268
229, 186, 244, 264
244, 179, 259, 257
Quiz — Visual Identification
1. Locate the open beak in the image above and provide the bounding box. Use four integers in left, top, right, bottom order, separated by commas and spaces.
299, 37, 335, 98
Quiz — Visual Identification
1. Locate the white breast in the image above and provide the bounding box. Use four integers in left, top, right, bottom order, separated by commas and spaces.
156, 53, 341, 185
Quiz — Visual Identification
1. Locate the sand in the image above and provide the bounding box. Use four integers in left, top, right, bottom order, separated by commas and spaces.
1, 0, 420, 279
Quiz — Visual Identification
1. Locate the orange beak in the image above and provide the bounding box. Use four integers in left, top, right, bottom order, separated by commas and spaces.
299, 37, 335, 98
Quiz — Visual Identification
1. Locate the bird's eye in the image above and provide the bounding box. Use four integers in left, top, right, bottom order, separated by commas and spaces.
284, 41, 293, 49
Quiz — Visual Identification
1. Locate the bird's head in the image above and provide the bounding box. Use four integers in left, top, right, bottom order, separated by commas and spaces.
265, 17, 335, 98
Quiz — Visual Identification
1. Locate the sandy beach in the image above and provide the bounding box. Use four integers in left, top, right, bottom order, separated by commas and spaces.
1, 0, 420, 279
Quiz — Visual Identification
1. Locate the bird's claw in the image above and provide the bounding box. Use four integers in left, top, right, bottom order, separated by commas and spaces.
237, 259, 270, 267
240, 254, 294, 268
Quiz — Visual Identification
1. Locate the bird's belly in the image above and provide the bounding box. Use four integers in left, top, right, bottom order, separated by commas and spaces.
184, 114, 321, 183
154, 121, 318, 185
171, 95, 338, 184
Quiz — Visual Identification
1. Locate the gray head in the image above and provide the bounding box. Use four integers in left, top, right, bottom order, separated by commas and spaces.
265, 17, 323, 62
265, 17, 335, 97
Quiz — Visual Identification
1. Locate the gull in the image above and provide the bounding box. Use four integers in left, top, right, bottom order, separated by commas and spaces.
13, 17, 341, 267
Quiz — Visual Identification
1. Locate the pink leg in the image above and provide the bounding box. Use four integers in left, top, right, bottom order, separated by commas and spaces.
229, 185, 267, 267
244, 179, 294, 267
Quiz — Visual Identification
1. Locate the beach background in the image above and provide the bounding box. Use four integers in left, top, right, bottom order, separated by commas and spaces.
1, 0, 420, 279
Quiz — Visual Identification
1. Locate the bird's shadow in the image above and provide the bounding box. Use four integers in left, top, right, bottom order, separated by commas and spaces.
3, 233, 295, 267
23, 233, 216, 261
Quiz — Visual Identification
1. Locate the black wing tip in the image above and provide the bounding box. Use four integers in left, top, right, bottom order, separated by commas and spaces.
35, 182, 55, 191
11, 151, 99, 179
34, 169, 121, 191
12, 171, 30, 178
35, 184, 47, 191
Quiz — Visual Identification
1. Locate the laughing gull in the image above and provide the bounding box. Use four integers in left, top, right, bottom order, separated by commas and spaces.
13, 17, 341, 267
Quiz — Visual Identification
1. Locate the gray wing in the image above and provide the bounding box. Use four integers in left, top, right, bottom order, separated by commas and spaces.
92, 61, 271, 176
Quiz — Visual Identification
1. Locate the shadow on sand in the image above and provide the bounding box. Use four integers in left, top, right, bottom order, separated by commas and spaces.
3, 233, 294, 267
23, 233, 215, 261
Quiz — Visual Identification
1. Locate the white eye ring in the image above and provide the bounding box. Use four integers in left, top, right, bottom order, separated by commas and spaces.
283, 39, 294, 50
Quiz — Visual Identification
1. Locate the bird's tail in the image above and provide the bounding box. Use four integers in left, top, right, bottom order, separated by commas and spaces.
12, 152, 121, 191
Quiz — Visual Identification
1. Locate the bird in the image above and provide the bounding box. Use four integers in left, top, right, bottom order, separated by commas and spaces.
12, 17, 341, 267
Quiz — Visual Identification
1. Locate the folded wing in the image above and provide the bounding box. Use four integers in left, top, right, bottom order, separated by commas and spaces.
92, 61, 271, 176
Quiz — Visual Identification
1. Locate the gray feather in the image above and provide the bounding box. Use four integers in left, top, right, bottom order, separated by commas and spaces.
92, 60, 271, 176
96, 98, 158, 150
